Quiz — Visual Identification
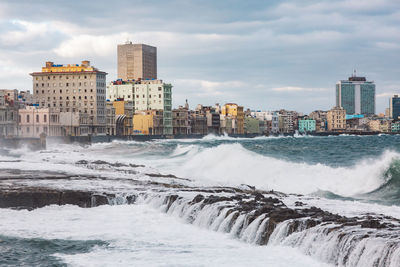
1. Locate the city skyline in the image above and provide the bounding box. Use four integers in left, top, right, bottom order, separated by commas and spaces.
0, 0, 399, 113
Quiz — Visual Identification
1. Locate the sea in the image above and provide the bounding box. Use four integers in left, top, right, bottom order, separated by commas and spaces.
1, 134, 400, 266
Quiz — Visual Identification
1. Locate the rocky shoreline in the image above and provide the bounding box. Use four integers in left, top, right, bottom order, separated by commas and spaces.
0, 161, 400, 266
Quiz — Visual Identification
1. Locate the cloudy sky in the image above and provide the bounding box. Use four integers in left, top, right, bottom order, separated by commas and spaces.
0, 0, 399, 113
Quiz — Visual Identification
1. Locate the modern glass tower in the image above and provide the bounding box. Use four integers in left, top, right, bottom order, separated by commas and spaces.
390, 95, 400, 120
336, 73, 375, 115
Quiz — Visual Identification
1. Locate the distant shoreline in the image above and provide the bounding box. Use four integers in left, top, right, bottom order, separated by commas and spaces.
1, 131, 399, 150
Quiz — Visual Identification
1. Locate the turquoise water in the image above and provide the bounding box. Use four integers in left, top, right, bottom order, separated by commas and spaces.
0, 235, 107, 266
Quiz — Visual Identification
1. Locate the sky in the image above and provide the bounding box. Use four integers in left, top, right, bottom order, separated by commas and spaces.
0, 0, 399, 113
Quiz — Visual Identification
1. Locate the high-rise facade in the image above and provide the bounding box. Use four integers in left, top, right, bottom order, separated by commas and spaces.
117, 42, 157, 81
336, 74, 375, 115
30, 61, 107, 135
389, 95, 400, 120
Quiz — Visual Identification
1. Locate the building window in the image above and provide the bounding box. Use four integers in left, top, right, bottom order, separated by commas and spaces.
44, 115, 47, 123
27, 115, 30, 123
36, 114, 39, 123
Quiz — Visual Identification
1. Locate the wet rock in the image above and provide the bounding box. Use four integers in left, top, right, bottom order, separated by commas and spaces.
75, 160, 89, 165
0, 189, 111, 209
129, 163, 145, 168
190, 194, 205, 204
91, 160, 110, 165
202, 195, 234, 205
295, 201, 305, 206
361, 219, 387, 229
164, 195, 180, 210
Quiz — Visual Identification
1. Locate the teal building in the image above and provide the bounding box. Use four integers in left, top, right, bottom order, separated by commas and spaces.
336, 74, 375, 115
392, 122, 400, 133
298, 119, 316, 133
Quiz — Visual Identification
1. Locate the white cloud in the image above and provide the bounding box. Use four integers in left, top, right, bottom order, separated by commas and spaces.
377, 92, 398, 98
272, 86, 328, 92
53, 33, 128, 57
174, 79, 244, 97
0, 20, 51, 46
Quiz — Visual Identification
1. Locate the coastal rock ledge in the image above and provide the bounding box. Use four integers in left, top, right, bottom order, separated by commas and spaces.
1, 183, 400, 266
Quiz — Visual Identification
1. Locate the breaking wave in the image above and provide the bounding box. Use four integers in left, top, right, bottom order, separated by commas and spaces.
157, 143, 400, 203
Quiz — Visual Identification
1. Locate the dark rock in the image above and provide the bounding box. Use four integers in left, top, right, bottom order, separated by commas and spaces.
129, 163, 145, 168
0, 189, 112, 209
295, 201, 305, 206
75, 160, 89, 165
203, 195, 234, 205
190, 194, 205, 204
164, 195, 179, 210
361, 219, 387, 229
91, 160, 109, 165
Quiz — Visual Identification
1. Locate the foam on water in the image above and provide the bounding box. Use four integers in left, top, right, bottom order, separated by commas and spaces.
2, 137, 400, 199
0, 205, 329, 267
153, 143, 399, 196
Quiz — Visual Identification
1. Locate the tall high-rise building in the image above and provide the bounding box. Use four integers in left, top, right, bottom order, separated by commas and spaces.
30, 61, 107, 135
117, 42, 157, 81
336, 72, 376, 115
389, 95, 400, 120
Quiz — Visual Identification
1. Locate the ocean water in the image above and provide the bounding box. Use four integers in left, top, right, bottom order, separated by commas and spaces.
1, 134, 400, 266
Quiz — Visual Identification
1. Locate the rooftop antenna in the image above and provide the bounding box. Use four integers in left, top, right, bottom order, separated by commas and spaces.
125, 38, 132, 45
353, 69, 356, 77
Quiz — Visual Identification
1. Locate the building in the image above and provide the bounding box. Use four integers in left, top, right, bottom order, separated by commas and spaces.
173, 106, 190, 135
389, 95, 400, 120
278, 111, 295, 134
250, 111, 273, 121
189, 111, 207, 135
106, 81, 134, 102
105, 102, 116, 135
0, 89, 18, 103
392, 122, 400, 133
59, 112, 90, 136
244, 117, 260, 134
107, 79, 172, 135
371, 119, 391, 133
30, 61, 107, 135
271, 112, 279, 134
368, 119, 392, 133
18, 106, 62, 137
221, 103, 244, 134
0, 90, 18, 137
345, 115, 368, 131
327, 106, 346, 131
298, 119, 316, 133
17, 90, 34, 108
113, 100, 133, 136
117, 42, 157, 81
133, 110, 164, 135
336, 72, 375, 115
309, 110, 327, 132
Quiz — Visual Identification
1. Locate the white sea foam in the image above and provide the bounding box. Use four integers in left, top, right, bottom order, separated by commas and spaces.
1, 139, 398, 198
152, 143, 398, 196
0, 205, 330, 267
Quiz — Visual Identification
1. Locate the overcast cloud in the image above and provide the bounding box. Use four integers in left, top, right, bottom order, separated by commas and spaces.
0, 0, 399, 113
